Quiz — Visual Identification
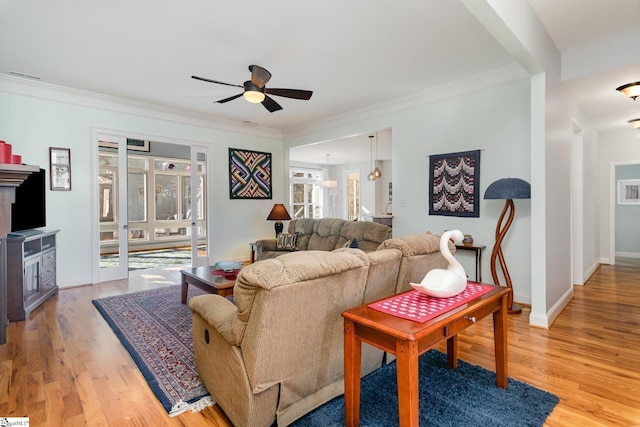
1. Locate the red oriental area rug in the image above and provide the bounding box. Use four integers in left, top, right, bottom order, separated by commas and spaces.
92, 285, 214, 416
368, 282, 494, 323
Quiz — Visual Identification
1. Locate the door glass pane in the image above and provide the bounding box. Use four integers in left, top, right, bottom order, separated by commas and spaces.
181, 176, 191, 220
155, 174, 178, 220
128, 172, 147, 221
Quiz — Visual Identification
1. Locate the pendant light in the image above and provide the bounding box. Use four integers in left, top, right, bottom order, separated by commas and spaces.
373, 132, 382, 179
367, 135, 376, 181
319, 154, 337, 188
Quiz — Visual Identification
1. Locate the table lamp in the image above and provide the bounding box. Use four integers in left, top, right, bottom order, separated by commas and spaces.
266, 203, 291, 237
484, 177, 531, 314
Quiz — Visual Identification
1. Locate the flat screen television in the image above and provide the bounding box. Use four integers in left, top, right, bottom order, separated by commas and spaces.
11, 168, 46, 233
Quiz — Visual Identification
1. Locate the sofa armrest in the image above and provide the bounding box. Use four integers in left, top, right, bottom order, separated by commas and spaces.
189, 294, 237, 345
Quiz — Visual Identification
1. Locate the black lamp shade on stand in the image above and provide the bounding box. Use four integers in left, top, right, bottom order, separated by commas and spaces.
267, 203, 291, 237
484, 178, 530, 314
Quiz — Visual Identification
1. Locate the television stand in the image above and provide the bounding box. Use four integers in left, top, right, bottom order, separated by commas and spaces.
8, 229, 44, 238
6, 229, 59, 321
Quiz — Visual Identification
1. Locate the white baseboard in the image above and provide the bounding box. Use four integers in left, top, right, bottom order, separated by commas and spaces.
616, 251, 640, 259
528, 286, 574, 329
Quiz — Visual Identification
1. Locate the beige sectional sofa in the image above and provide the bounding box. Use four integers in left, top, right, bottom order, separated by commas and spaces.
254, 217, 392, 261
189, 232, 451, 427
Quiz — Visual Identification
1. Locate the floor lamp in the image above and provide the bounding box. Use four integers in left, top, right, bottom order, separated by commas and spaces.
484, 178, 531, 314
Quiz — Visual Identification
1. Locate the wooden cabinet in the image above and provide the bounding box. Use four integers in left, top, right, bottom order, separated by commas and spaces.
0, 164, 39, 344
6, 229, 59, 321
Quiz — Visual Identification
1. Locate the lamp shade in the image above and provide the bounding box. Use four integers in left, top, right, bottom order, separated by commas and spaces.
266, 203, 291, 221
319, 180, 337, 188
484, 178, 531, 200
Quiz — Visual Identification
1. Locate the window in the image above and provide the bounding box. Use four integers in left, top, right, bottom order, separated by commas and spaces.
290, 167, 323, 219
98, 152, 206, 247
347, 171, 361, 221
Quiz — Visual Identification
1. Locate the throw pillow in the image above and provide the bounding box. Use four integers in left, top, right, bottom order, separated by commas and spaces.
349, 239, 359, 249
276, 233, 298, 251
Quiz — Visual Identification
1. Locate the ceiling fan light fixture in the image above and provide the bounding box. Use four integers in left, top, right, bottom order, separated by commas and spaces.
243, 90, 265, 103
628, 118, 640, 129
616, 82, 640, 100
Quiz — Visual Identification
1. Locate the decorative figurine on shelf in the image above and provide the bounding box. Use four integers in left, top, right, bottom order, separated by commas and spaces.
411, 229, 467, 298
463, 234, 473, 246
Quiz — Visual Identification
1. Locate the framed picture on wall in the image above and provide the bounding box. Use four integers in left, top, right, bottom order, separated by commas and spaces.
618, 179, 640, 205
428, 149, 481, 217
49, 147, 71, 191
228, 148, 272, 199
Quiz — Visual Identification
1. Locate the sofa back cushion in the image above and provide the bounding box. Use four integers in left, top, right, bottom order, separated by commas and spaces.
339, 220, 392, 252
287, 218, 392, 253
232, 249, 370, 399
378, 233, 450, 293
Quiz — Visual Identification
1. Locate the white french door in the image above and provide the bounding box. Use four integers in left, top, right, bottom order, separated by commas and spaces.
92, 131, 209, 283
189, 145, 208, 267
94, 132, 129, 283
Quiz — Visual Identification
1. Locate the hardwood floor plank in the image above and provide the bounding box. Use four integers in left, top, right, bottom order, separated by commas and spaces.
1, 263, 640, 425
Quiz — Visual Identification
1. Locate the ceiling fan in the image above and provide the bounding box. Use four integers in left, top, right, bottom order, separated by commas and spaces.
191, 65, 313, 113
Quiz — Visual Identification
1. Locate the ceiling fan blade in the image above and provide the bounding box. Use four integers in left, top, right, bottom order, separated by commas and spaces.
265, 88, 313, 100
261, 95, 282, 112
215, 93, 243, 104
249, 65, 272, 88
191, 75, 243, 88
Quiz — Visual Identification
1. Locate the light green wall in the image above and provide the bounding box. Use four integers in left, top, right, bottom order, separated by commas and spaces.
0, 91, 283, 287
285, 78, 533, 304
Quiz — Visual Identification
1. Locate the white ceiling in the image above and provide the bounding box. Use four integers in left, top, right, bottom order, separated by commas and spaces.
1, 0, 639, 165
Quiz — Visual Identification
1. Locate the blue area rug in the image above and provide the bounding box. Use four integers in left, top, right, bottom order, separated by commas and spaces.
93, 285, 559, 425
92, 285, 213, 416
292, 350, 559, 427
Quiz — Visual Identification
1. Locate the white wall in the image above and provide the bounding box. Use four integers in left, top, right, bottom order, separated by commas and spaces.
0, 85, 284, 288
285, 78, 533, 305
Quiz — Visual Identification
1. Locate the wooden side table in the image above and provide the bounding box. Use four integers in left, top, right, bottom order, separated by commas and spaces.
343, 284, 510, 427
455, 244, 486, 282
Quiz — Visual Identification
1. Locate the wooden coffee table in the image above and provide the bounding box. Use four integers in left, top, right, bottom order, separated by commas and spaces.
343, 284, 510, 427
180, 266, 237, 304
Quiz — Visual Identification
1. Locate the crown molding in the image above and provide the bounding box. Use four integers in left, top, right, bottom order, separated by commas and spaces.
0, 74, 282, 140
283, 62, 528, 140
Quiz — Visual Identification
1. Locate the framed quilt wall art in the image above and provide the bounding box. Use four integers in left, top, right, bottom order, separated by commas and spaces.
428, 149, 480, 217
228, 148, 272, 199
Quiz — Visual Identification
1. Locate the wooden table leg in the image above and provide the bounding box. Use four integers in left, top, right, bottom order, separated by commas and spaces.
344, 318, 362, 427
446, 335, 458, 369
493, 292, 508, 389
181, 275, 188, 304
396, 339, 419, 427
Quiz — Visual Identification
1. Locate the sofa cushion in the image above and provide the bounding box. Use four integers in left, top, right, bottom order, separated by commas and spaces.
276, 233, 298, 251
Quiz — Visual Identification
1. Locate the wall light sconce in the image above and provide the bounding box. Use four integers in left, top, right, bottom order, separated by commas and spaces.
616, 82, 640, 100
628, 119, 640, 129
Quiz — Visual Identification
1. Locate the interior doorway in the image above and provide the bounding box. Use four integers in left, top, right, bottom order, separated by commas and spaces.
611, 162, 640, 266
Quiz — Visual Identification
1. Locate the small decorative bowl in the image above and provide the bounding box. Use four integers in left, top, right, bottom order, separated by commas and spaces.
213, 261, 243, 272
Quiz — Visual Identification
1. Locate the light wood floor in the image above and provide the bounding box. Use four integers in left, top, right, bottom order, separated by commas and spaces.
1, 261, 640, 426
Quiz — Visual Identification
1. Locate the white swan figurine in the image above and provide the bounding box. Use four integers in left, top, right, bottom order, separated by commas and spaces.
411, 230, 467, 298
